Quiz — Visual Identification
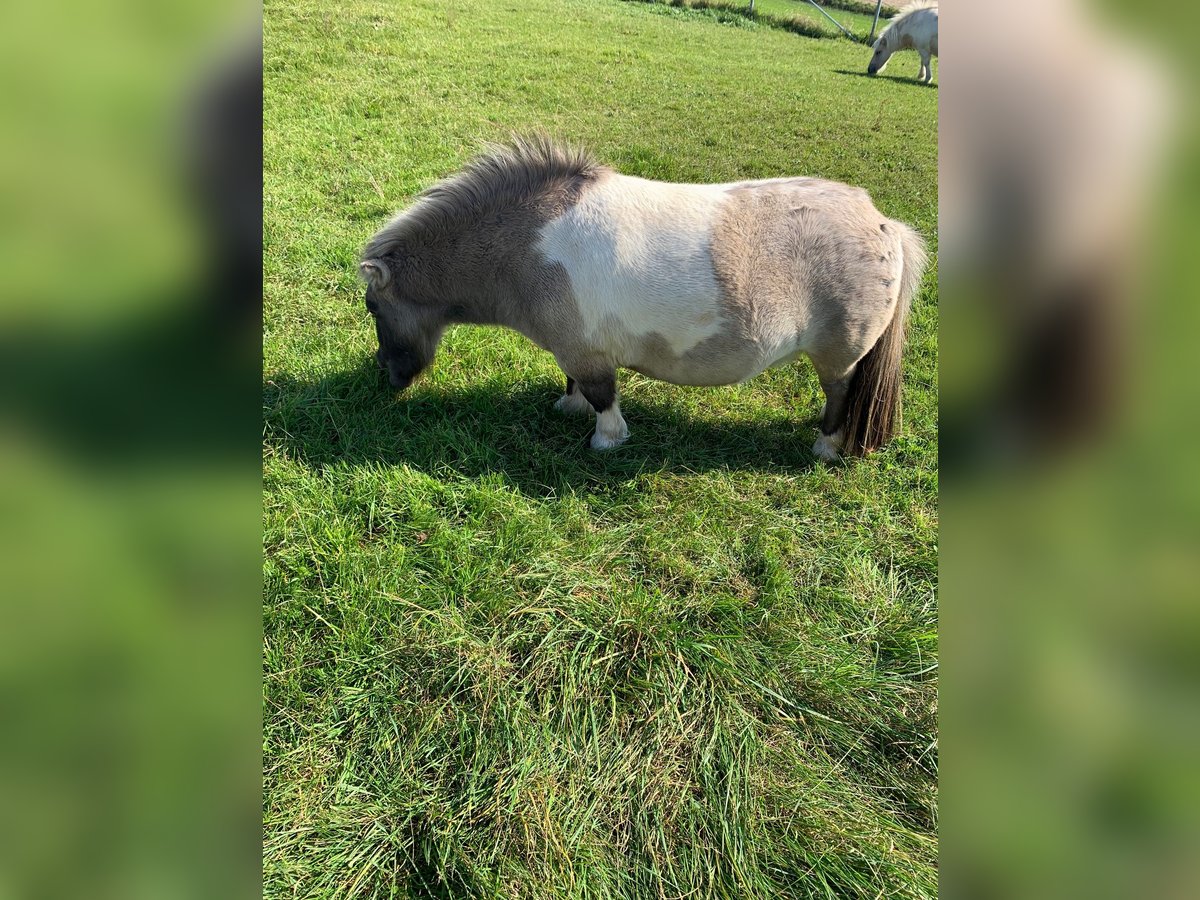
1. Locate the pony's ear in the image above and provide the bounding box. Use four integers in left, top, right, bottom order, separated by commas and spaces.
359, 258, 391, 289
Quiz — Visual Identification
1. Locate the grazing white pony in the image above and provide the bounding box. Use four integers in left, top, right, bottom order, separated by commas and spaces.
868, 2, 938, 84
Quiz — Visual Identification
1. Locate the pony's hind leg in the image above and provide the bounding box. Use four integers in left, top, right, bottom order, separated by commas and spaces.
811, 360, 855, 462
919, 51, 932, 83
554, 375, 593, 416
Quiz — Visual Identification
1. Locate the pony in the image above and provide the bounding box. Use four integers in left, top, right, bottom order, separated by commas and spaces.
359, 136, 927, 461
867, 1, 938, 84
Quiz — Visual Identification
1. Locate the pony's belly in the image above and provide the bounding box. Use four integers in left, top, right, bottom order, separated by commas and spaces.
623, 338, 797, 387
625, 358, 746, 386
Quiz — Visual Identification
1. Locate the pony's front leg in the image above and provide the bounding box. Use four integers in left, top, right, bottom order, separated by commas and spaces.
919, 52, 932, 83
577, 370, 628, 450
554, 375, 594, 416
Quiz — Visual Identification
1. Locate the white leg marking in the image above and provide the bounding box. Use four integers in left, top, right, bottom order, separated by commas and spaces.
554, 391, 593, 415
590, 402, 629, 451
812, 428, 845, 462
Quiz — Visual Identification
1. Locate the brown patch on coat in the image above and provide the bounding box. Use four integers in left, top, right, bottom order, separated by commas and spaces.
710, 179, 904, 373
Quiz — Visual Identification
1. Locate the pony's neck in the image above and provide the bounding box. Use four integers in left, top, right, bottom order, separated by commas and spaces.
401, 231, 502, 326
454, 293, 502, 327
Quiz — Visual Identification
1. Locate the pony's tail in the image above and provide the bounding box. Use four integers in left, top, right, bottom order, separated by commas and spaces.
842, 222, 928, 455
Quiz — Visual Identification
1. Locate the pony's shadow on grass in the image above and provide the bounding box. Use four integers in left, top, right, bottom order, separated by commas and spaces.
265, 362, 822, 497
833, 69, 937, 87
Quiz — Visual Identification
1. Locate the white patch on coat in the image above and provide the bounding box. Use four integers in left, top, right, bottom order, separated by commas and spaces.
537, 174, 729, 362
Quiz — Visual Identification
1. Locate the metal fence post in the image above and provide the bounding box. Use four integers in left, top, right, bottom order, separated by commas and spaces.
868, 0, 884, 43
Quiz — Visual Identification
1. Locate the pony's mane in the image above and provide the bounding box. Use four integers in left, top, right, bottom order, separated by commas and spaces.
880, 0, 937, 40
364, 134, 605, 259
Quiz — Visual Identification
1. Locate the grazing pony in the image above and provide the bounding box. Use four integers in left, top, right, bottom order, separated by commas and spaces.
868, 1, 938, 84
359, 136, 927, 460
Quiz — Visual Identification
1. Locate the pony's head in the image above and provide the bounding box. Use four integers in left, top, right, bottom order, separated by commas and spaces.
358, 256, 450, 391
867, 33, 894, 75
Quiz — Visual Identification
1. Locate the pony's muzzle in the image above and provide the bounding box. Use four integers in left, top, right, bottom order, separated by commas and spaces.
376, 350, 414, 391
383, 363, 413, 391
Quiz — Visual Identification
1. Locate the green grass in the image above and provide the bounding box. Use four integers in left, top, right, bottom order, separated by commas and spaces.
264, 0, 937, 897
631, 0, 897, 42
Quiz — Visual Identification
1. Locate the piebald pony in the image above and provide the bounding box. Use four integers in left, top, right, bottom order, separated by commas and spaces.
360, 136, 927, 460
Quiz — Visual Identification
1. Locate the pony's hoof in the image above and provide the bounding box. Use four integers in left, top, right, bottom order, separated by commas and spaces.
590, 426, 629, 451
812, 433, 844, 462
554, 392, 593, 415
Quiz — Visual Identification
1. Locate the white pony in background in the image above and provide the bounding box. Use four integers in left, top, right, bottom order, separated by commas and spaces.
867, 2, 938, 84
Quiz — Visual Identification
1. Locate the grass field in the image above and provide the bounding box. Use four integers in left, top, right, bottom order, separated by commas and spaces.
728, 0, 886, 40
632, 0, 897, 43
264, 0, 937, 897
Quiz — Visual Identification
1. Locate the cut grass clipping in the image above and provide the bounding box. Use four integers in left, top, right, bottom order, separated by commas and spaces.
264, 0, 937, 897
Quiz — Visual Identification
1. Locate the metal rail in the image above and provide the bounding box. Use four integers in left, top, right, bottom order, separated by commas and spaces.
802, 0, 863, 42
